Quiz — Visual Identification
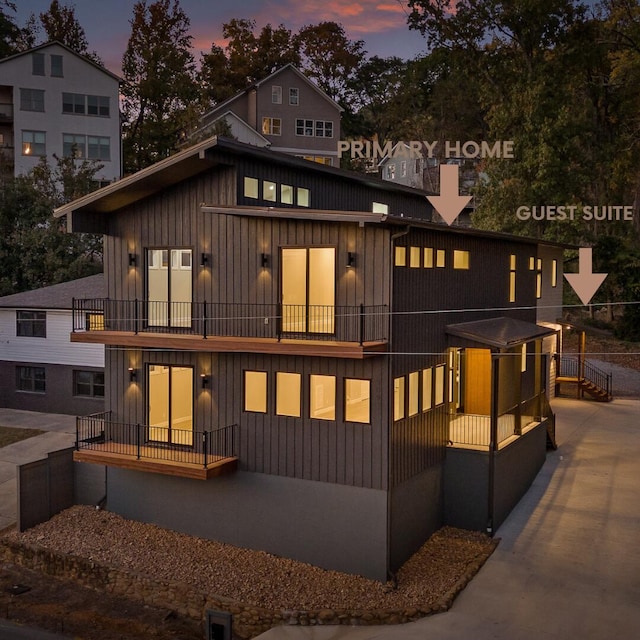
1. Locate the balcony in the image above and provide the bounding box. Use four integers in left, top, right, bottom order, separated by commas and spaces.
0, 103, 13, 122
74, 412, 239, 480
71, 299, 389, 358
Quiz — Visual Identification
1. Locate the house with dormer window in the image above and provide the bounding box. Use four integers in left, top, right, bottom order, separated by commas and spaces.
55, 136, 566, 581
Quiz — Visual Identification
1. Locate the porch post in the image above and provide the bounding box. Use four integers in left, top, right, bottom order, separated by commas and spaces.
487, 354, 500, 536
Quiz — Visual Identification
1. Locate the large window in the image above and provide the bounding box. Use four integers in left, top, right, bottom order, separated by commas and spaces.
62, 92, 85, 114
16, 310, 46, 337
17, 366, 45, 393
345, 379, 370, 423
88, 136, 110, 160
310, 374, 336, 420
63, 134, 86, 158
281, 247, 335, 333
148, 365, 193, 445
276, 372, 301, 417
244, 371, 267, 413
63, 93, 110, 117
74, 370, 104, 397
262, 117, 281, 135
295, 119, 333, 137
20, 88, 44, 112
147, 248, 192, 328
22, 131, 46, 156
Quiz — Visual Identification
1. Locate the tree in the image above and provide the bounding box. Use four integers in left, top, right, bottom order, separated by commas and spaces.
121, 0, 198, 173
0, 0, 20, 57
296, 22, 366, 105
200, 19, 300, 107
39, 1, 101, 63
0, 156, 103, 296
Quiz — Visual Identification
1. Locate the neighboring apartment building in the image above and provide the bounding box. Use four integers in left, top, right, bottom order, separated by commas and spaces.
0, 274, 105, 415
196, 65, 343, 166
56, 137, 565, 582
0, 41, 121, 182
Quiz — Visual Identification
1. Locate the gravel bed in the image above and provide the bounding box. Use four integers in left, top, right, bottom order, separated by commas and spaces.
7, 506, 496, 612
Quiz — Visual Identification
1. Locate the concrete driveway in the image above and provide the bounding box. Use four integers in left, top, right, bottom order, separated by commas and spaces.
0, 409, 76, 530
257, 397, 640, 640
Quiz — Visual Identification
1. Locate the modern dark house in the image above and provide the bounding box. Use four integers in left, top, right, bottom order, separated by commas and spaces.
56, 136, 564, 581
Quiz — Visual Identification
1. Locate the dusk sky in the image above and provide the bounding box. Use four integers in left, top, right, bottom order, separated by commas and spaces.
13, 1, 428, 75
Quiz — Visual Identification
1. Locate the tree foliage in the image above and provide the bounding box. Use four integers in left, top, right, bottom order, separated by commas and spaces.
122, 0, 198, 173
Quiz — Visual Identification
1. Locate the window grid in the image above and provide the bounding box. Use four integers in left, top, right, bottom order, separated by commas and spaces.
17, 366, 46, 393
22, 130, 46, 156
20, 88, 45, 112
74, 370, 105, 397
16, 310, 46, 337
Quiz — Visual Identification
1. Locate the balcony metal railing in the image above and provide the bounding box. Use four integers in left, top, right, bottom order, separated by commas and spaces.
72, 298, 389, 345
448, 391, 553, 448
558, 354, 612, 397
76, 411, 238, 468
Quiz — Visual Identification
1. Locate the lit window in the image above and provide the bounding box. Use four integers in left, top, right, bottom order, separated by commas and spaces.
272, 85, 282, 104
509, 254, 517, 303
372, 202, 388, 214
310, 374, 336, 420
536, 258, 542, 299
244, 177, 259, 199
408, 371, 419, 417
263, 180, 277, 202
262, 117, 281, 135
276, 372, 301, 417
85, 313, 104, 330
74, 371, 104, 397
521, 344, 527, 373
289, 87, 299, 105
16, 310, 46, 337
244, 371, 267, 413
63, 134, 86, 158
453, 250, 469, 269
22, 131, 46, 156
20, 88, 44, 112
50, 54, 63, 77
529, 256, 535, 270
422, 368, 432, 411
410, 246, 420, 268
436, 249, 446, 267
434, 365, 445, 406
281, 184, 293, 204
394, 376, 405, 421
32, 53, 45, 75
551, 259, 558, 287
395, 246, 406, 267
297, 187, 310, 207
424, 248, 433, 268
345, 379, 370, 423
88, 136, 110, 160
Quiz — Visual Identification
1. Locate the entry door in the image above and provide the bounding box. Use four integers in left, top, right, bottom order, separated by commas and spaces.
148, 365, 193, 445
147, 249, 192, 328
464, 348, 492, 415
281, 247, 335, 333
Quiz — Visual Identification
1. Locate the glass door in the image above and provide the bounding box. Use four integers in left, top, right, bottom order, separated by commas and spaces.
148, 365, 193, 446
146, 249, 192, 328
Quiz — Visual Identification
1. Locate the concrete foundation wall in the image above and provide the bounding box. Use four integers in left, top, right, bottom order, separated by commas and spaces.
444, 422, 548, 532
106, 468, 389, 581
389, 464, 444, 573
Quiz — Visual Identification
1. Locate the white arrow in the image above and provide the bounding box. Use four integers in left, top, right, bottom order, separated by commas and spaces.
427, 164, 473, 225
564, 247, 608, 305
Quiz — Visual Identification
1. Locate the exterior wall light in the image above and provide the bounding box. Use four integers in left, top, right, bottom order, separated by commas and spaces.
128, 253, 137, 267
261, 253, 270, 268
347, 252, 356, 268
200, 253, 210, 268
201, 373, 210, 388
128, 367, 137, 382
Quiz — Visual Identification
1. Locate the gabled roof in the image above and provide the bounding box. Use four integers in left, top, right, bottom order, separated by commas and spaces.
195, 111, 271, 147
0, 274, 105, 310
0, 40, 121, 82
201, 64, 344, 123
446, 317, 556, 349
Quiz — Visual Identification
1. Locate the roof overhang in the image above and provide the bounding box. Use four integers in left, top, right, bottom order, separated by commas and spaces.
201, 204, 387, 225
446, 316, 557, 349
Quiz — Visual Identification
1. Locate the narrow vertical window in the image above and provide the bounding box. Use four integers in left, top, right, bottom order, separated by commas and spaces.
263, 180, 276, 202
345, 379, 370, 423
289, 87, 299, 105
32, 53, 45, 75
521, 344, 527, 373
509, 254, 517, 303
310, 374, 336, 420
244, 371, 267, 413
50, 54, 63, 77
281, 184, 294, 204
436, 249, 446, 267
422, 368, 432, 411
395, 246, 406, 267
276, 372, 301, 417
244, 177, 258, 199
271, 85, 282, 104
424, 248, 433, 268
551, 259, 558, 288
536, 258, 543, 299
297, 187, 310, 207
408, 371, 419, 417
394, 376, 405, 421
410, 247, 421, 268
434, 365, 445, 406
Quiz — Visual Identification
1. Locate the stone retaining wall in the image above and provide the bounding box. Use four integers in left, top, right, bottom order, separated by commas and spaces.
0, 537, 487, 638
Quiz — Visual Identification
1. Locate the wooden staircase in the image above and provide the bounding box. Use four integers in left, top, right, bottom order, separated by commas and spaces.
579, 378, 613, 402
556, 355, 613, 403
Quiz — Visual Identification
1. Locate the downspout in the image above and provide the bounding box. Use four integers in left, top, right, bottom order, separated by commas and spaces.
487, 353, 500, 536
386, 225, 411, 583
